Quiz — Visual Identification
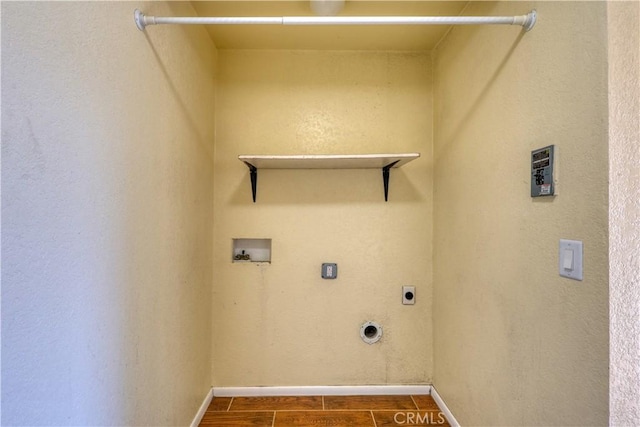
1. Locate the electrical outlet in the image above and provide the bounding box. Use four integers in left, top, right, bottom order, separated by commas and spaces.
321, 263, 337, 279
402, 286, 415, 305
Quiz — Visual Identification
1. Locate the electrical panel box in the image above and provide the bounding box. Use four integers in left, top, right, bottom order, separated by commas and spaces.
531, 145, 555, 197
321, 263, 337, 279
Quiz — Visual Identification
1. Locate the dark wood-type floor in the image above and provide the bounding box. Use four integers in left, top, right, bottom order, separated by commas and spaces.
199, 394, 450, 426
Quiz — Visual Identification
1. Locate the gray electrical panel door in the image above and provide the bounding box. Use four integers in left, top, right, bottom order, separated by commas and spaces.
531, 145, 555, 197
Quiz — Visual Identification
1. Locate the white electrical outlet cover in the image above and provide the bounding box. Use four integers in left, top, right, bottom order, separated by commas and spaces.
402, 286, 415, 305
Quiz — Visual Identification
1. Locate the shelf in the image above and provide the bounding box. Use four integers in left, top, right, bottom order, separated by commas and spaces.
239, 153, 420, 202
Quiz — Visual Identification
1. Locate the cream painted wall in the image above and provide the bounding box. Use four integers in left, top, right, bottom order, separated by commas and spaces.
213, 50, 433, 386
608, 1, 640, 424
433, 2, 609, 425
2, 2, 216, 425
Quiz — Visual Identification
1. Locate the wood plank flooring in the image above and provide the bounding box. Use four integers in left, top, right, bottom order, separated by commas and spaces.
199, 394, 449, 426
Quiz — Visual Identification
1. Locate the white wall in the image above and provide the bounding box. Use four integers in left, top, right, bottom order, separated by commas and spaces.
1, 2, 216, 425
433, 2, 609, 425
608, 1, 640, 424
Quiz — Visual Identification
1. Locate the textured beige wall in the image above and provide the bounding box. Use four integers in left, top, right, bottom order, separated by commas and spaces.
433, 2, 609, 425
608, 1, 640, 424
213, 50, 433, 386
2, 2, 216, 425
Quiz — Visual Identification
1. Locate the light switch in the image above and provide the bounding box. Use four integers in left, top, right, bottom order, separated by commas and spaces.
562, 249, 574, 270
559, 240, 583, 280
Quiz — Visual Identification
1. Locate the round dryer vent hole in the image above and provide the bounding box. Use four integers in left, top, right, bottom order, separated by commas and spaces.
360, 321, 383, 344
364, 325, 378, 338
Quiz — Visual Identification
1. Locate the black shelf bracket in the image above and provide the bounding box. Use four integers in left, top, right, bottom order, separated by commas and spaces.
244, 158, 404, 203
382, 160, 401, 202
243, 161, 258, 203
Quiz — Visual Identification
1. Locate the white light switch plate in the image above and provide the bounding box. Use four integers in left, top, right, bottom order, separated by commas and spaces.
559, 239, 583, 281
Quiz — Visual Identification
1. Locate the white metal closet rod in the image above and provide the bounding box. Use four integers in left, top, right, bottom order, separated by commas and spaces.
134, 9, 537, 32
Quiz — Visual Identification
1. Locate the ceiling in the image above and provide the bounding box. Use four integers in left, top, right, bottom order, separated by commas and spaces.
190, 1, 469, 50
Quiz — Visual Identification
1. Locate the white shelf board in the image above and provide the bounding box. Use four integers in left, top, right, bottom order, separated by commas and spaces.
239, 153, 420, 169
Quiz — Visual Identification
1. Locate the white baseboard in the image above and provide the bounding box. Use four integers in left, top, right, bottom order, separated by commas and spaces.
190, 387, 214, 427
213, 385, 432, 397
430, 385, 460, 427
